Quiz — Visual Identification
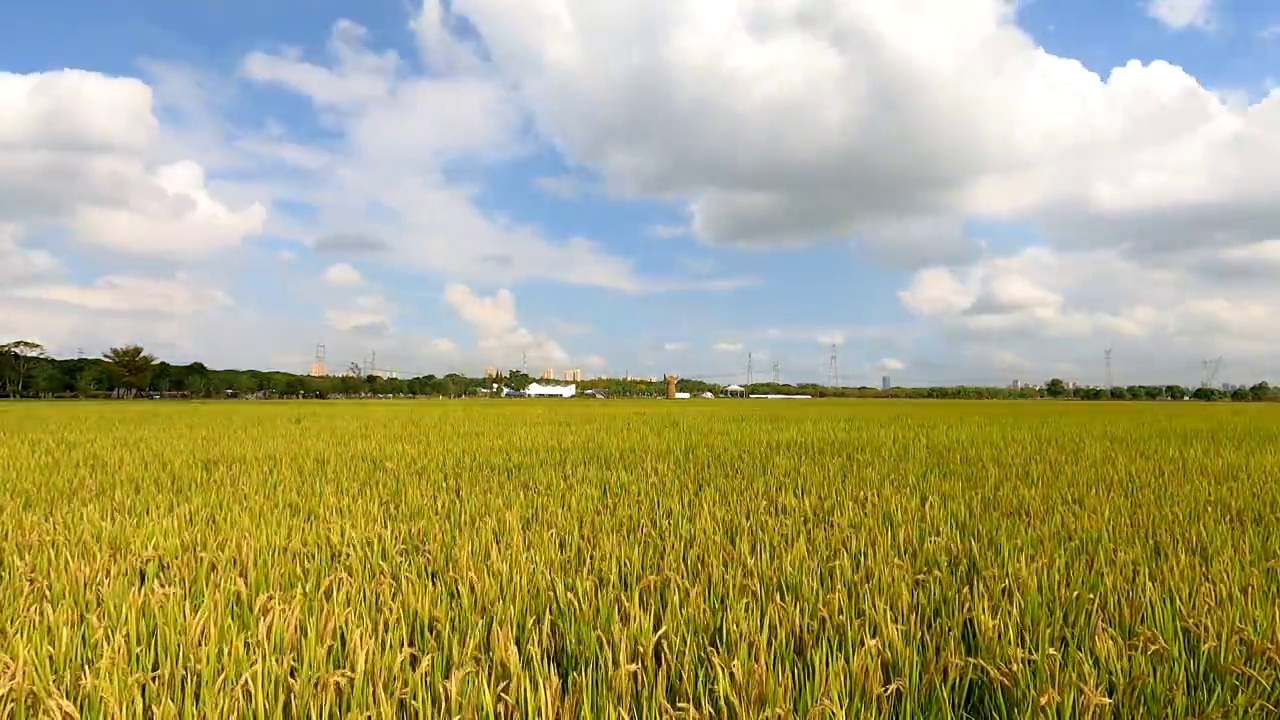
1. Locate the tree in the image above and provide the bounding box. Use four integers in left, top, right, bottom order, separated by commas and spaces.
32, 361, 67, 397
1045, 378, 1067, 398
506, 369, 533, 391
1231, 386, 1252, 402
102, 345, 157, 397
1250, 381, 1272, 402
1, 340, 47, 397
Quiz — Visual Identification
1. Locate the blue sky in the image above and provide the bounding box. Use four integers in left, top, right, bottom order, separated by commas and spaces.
5, 0, 1280, 387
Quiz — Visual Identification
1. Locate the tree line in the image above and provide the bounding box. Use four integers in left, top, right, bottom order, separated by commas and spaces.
1, 340, 1274, 401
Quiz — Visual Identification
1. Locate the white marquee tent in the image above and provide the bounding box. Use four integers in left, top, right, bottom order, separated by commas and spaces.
525, 382, 577, 398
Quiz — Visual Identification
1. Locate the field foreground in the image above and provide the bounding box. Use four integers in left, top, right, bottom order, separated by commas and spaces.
1, 400, 1279, 718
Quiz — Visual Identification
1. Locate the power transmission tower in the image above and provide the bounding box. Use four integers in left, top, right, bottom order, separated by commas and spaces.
747, 352, 754, 385
828, 344, 839, 387
311, 344, 327, 377
1104, 347, 1112, 389
1201, 357, 1223, 388
772, 361, 780, 383
522, 351, 527, 374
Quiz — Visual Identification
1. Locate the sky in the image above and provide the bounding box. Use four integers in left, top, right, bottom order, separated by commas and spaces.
5, 0, 1280, 387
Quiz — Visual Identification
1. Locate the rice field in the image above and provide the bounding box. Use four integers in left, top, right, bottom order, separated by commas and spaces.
1, 399, 1278, 718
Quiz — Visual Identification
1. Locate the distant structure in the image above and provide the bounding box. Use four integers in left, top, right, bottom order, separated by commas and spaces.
881, 375, 891, 391
310, 344, 327, 377
526, 382, 576, 398
772, 361, 780, 383
828, 344, 839, 387
540, 367, 555, 380
563, 368, 582, 382
1010, 379, 1022, 391
1201, 357, 1223, 389
1104, 347, 1113, 389
484, 366, 498, 379
747, 352, 754, 385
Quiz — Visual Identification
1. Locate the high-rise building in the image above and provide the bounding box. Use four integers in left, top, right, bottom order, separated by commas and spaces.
484, 366, 498, 379
881, 375, 891, 391
540, 368, 555, 380
563, 368, 582, 382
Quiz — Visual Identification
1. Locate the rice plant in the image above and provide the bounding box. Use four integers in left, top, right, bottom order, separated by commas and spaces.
1, 400, 1277, 718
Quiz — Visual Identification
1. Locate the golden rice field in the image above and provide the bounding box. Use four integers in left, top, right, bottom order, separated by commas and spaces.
1, 399, 1279, 718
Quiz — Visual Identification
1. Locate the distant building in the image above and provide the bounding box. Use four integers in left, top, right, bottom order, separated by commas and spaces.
1010, 379, 1022, 390
526, 382, 577, 398
881, 375, 891, 391
563, 368, 582, 382
370, 369, 398, 380
484, 366, 498, 379
540, 367, 555, 380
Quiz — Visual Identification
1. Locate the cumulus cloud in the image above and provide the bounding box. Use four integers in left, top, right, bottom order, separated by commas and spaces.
663, 341, 689, 351
875, 358, 906, 372
0, 70, 265, 258
442, 0, 1280, 271
1146, 0, 1217, 30
326, 294, 395, 334
0, 225, 60, 285
713, 342, 743, 352
323, 262, 363, 286
237, 18, 738, 294
443, 283, 569, 366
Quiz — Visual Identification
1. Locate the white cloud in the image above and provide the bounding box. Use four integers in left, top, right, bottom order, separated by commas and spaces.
443, 282, 568, 365
0, 225, 60, 285
663, 341, 689, 351
238, 18, 741, 294
1146, 0, 1217, 30
323, 262, 363, 286
896, 240, 1280, 382
713, 342, 743, 352
875, 358, 906, 372
0, 70, 266, 259
427, 337, 457, 354
816, 332, 846, 347
12, 275, 231, 315
443, 0, 1280, 271
326, 294, 395, 334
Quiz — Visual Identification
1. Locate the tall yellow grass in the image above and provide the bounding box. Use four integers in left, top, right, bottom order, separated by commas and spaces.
1, 400, 1277, 717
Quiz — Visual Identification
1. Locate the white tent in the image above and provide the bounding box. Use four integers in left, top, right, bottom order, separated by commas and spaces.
526, 382, 576, 398
725, 384, 746, 397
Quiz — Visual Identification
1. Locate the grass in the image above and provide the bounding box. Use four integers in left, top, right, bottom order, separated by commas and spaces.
1, 399, 1278, 718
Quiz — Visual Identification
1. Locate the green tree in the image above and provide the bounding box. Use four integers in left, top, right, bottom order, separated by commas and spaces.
1249, 381, 1272, 402
102, 345, 157, 397
31, 361, 67, 397
505, 370, 533, 391
1045, 378, 1067, 398
1231, 386, 1252, 402
1, 340, 47, 397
